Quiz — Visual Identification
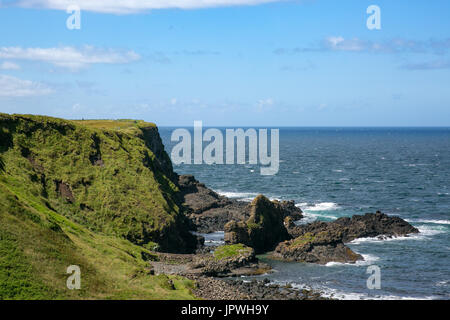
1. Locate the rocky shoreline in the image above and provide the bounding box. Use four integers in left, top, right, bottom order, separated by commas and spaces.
150, 252, 325, 300
151, 174, 421, 300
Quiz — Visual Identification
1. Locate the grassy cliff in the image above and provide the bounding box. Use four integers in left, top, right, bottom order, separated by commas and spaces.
0, 113, 197, 299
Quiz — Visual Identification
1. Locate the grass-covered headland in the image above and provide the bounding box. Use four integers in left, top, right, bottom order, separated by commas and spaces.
0, 113, 198, 299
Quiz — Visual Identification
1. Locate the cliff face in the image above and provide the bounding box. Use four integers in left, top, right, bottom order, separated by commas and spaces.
0, 113, 202, 299
0, 114, 197, 253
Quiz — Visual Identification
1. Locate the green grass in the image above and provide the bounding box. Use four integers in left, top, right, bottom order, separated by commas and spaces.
0, 113, 190, 251
213, 244, 253, 260
73, 119, 156, 135
0, 113, 198, 300
0, 183, 196, 299
290, 233, 316, 247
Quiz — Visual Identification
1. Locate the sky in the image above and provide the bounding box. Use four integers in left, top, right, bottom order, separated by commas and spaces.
0, 0, 449, 126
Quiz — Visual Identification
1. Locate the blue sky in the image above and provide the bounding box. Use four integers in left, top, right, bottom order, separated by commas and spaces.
0, 0, 449, 126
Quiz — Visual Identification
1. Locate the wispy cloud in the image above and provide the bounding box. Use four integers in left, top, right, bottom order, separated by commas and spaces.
275, 37, 450, 55
0, 46, 140, 70
255, 98, 274, 112
401, 60, 450, 70
12, 0, 285, 14
0, 74, 53, 97
0, 61, 21, 70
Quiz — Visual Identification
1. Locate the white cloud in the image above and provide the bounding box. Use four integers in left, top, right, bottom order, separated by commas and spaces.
0, 74, 53, 97
0, 61, 21, 70
0, 46, 140, 70
14, 0, 284, 14
276, 37, 450, 55
256, 98, 274, 112
324, 36, 368, 52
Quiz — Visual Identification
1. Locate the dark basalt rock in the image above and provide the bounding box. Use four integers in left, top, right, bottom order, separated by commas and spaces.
287, 211, 419, 242
272, 230, 363, 264
224, 195, 291, 254
278, 200, 303, 220
178, 175, 302, 233
190, 244, 262, 277
275, 211, 419, 264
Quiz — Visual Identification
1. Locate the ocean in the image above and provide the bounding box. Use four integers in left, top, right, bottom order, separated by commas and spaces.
159, 127, 450, 300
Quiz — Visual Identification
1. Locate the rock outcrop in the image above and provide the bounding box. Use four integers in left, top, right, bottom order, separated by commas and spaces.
190, 244, 269, 277
272, 231, 362, 264
178, 175, 303, 233
275, 211, 418, 264
152, 244, 271, 277
0, 114, 199, 254
224, 195, 291, 254
287, 211, 419, 241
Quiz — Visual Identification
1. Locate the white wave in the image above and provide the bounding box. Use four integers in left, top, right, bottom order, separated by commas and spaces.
270, 279, 435, 300
302, 202, 340, 211
406, 218, 450, 225
216, 191, 257, 199
300, 212, 340, 224
435, 280, 449, 287
325, 254, 380, 267
350, 225, 446, 245
215, 190, 258, 202
194, 231, 225, 246
215, 190, 284, 202
417, 225, 447, 236
317, 286, 436, 300
295, 202, 341, 223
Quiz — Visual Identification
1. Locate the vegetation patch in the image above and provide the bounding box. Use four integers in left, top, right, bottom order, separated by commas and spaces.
214, 244, 252, 260
290, 233, 316, 247
0, 113, 197, 299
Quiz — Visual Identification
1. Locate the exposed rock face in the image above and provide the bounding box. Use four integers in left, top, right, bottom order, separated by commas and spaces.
275, 211, 418, 264
333, 211, 419, 241
278, 200, 303, 220
152, 244, 271, 277
140, 126, 177, 183
224, 195, 291, 254
287, 211, 419, 242
190, 244, 263, 277
178, 175, 303, 233
178, 175, 249, 233
272, 231, 362, 264
0, 114, 200, 254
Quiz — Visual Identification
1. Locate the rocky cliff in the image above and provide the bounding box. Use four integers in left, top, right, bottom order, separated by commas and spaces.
0, 114, 198, 253
0, 114, 207, 299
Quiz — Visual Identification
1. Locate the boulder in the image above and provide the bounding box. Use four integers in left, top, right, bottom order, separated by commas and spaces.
179, 175, 303, 233
272, 231, 363, 264
275, 211, 418, 264
189, 244, 270, 277
287, 211, 419, 242
224, 195, 291, 254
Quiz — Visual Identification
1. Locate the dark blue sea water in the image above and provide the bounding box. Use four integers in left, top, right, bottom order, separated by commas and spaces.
159, 127, 450, 300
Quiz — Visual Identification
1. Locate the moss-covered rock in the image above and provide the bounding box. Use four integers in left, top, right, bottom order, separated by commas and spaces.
213, 244, 253, 260
189, 244, 259, 277
271, 230, 363, 265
